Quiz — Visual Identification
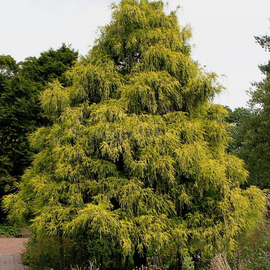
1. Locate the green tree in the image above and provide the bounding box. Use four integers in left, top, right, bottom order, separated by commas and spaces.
238, 69, 270, 188
226, 34, 270, 189
0, 44, 78, 221
4, 1, 265, 269
224, 106, 252, 154
255, 34, 270, 52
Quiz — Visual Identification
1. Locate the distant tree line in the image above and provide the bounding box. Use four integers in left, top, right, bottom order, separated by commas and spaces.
0, 44, 78, 221
226, 33, 270, 189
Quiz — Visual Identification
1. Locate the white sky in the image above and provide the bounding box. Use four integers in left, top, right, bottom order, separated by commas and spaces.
1, 0, 270, 109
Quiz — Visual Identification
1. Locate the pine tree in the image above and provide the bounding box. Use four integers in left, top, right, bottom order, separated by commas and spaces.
4, 1, 265, 268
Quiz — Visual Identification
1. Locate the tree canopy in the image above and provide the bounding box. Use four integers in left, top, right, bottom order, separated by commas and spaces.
3, 1, 265, 269
0, 44, 78, 221
226, 34, 270, 189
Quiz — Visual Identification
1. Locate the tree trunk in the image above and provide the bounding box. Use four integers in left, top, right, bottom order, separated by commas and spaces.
133, 245, 147, 268
59, 234, 65, 269
175, 251, 182, 270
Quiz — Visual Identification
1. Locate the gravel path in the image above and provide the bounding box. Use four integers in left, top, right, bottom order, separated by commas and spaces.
0, 238, 29, 270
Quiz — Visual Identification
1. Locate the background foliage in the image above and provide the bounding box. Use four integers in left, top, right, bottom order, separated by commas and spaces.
0, 44, 78, 221
226, 34, 270, 189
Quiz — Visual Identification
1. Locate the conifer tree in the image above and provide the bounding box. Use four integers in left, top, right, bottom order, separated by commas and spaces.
4, 1, 265, 268
226, 34, 270, 189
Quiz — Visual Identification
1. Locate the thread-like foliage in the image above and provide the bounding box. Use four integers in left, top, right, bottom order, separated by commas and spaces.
4, 1, 265, 269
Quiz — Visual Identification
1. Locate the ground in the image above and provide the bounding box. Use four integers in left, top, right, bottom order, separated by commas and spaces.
0, 237, 29, 270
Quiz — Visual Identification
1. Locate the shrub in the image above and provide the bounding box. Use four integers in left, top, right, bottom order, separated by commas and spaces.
0, 224, 20, 237
22, 233, 91, 270
182, 256, 195, 270
230, 221, 270, 270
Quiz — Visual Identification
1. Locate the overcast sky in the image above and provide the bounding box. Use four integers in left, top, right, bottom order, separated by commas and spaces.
1, 0, 270, 109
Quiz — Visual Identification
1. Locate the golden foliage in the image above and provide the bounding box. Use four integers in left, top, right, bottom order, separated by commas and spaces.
3, 0, 266, 265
